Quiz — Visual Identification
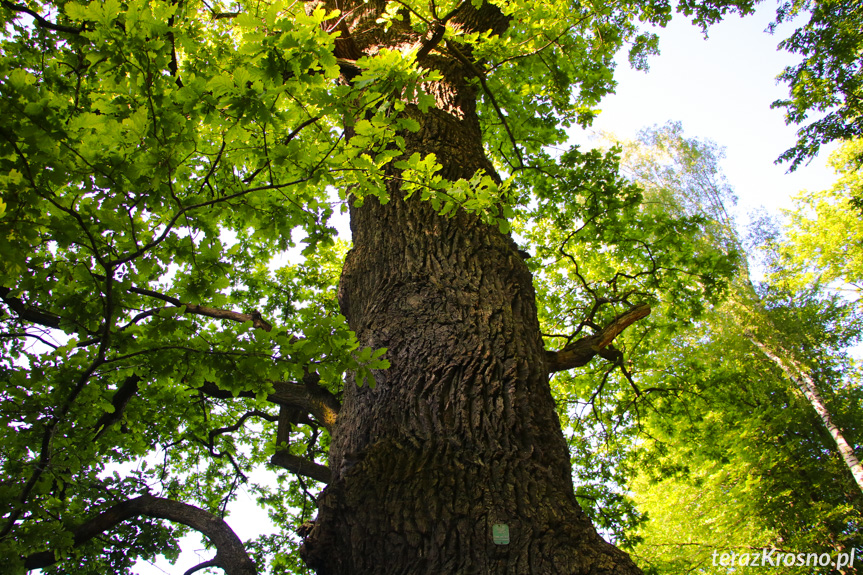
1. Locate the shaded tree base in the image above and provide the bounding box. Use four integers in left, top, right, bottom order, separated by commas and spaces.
301, 436, 640, 575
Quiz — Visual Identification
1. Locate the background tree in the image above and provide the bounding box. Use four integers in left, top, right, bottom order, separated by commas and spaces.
582, 124, 863, 573
777, 138, 863, 293
770, 0, 863, 171
628, 284, 863, 574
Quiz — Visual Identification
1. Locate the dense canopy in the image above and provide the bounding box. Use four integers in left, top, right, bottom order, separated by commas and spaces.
0, 0, 860, 573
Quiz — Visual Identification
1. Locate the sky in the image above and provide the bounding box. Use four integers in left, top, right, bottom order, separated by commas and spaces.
129, 4, 845, 574
578, 1, 838, 218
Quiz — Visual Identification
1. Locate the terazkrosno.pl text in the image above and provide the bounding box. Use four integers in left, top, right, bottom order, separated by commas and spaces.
711, 548, 856, 569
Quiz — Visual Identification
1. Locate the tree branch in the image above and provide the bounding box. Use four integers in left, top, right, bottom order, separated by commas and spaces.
270, 451, 332, 484
23, 494, 256, 575
112, 281, 274, 332
104, 176, 312, 268
445, 39, 524, 169
416, 21, 447, 60
269, 404, 332, 482
1, 0, 86, 33
545, 304, 651, 374
167, 13, 184, 89
0, 287, 61, 329
93, 374, 142, 439
197, 374, 340, 431
164, 303, 273, 331
186, 558, 220, 575
3, 277, 275, 337
208, 410, 279, 445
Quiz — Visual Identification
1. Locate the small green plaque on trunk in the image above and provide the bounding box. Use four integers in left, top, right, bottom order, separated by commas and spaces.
492, 523, 510, 545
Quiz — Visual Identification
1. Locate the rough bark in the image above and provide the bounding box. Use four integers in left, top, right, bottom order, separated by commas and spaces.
298, 2, 643, 572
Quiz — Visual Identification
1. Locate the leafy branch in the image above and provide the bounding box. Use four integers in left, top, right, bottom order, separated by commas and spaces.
1, 0, 87, 33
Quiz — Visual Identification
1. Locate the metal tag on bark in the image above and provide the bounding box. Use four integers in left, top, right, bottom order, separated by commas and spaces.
492, 524, 510, 545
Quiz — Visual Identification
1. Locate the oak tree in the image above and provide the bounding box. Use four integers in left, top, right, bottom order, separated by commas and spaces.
1, 0, 749, 573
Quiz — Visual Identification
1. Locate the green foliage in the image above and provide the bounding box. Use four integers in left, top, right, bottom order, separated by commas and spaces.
771, 0, 863, 169
0, 0, 789, 570
520, 138, 738, 340
524, 124, 742, 542
0, 0, 381, 566
537, 124, 863, 573
777, 139, 863, 297
626, 289, 863, 573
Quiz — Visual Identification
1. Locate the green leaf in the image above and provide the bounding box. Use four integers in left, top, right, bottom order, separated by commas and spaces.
158, 305, 187, 317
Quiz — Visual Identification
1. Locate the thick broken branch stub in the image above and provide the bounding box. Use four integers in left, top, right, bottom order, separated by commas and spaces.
545, 303, 651, 374
270, 397, 333, 483
277, 404, 303, 446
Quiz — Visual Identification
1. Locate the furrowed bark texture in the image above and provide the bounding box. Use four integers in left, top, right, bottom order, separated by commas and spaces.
301, 2, 642, 573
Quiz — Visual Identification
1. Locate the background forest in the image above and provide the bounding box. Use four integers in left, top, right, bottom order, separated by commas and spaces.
0, 0, 861, 572
558, 125, 863, 574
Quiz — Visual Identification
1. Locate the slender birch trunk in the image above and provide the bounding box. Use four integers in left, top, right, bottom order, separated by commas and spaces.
747, 335, 863, 497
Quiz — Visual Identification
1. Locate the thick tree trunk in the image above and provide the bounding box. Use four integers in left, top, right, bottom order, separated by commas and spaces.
299, 2, 642, 572
303, 169, 640, 575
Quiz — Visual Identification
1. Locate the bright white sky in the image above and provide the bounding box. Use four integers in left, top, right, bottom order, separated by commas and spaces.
580, 0, 837, 217
131, 5, 842, 574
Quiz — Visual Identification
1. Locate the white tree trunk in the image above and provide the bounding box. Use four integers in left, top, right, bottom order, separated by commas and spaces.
748, 336, 863, 497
